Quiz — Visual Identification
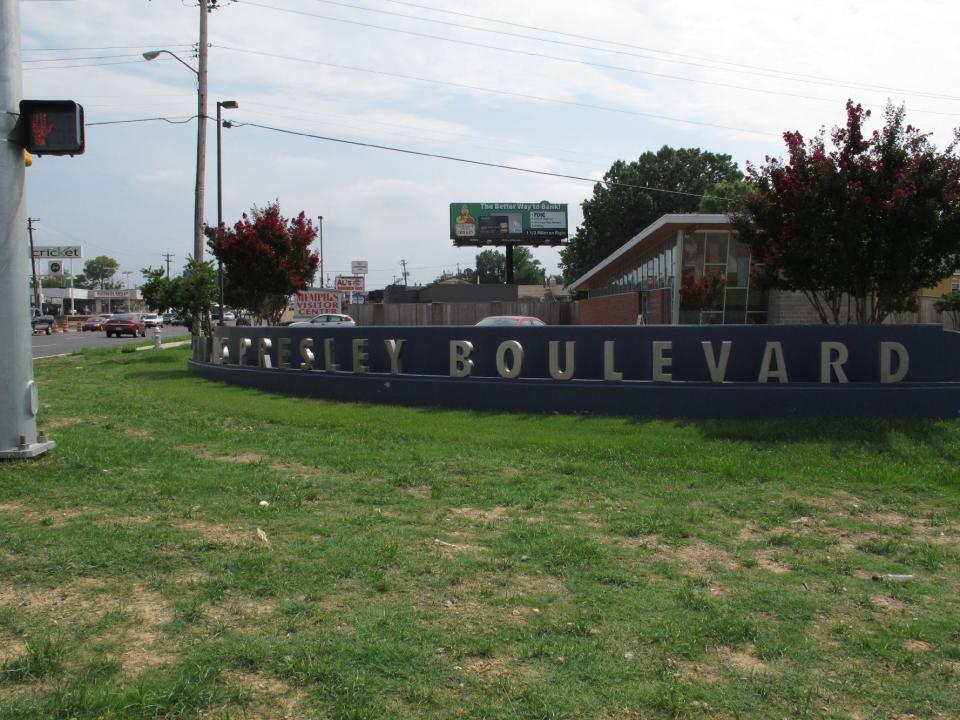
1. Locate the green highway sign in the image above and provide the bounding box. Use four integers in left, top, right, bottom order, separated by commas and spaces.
450, 202, 568, 246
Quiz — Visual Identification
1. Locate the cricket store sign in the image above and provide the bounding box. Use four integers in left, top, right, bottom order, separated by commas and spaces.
188, 325, 960, 418
32, 245, 83, 259
450, 202, 568, 246
294, 290, 342, 316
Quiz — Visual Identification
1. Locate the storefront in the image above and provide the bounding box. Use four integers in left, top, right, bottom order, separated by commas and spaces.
569, 214, 768, 325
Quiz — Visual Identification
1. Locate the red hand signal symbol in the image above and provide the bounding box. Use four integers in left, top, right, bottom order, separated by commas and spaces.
31, 113, 54, 147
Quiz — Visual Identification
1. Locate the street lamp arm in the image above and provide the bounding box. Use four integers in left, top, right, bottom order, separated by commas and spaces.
143, 49, 199, 77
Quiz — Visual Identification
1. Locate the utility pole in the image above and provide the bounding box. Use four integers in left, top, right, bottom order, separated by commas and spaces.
0, 0, 54, 458
163, 253, 175, 279
122, 271, 133, 289
400, 259, 409, 286
194, 0, 209, 264
27, 217, 40, 309
317, 215, 324, 288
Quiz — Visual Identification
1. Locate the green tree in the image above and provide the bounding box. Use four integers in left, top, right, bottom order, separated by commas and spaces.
473, 248, 543, 284
82, 255, 120, 289
139, 267, 175, 312
934, 289, 960, 328
207, 201, 319, 325
735, 101, 960, 324
474, 249, 504, 284
512, 247, 544, 284
167, 258, 218, 336
560, 147, 742, 283
697, 180, 751, 213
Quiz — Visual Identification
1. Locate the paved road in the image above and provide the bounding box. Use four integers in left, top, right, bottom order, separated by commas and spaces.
32, 326, 193, 359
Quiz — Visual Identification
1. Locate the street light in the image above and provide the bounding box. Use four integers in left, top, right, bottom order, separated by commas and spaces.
143, 48, 207, 267
216, 100, 238, 326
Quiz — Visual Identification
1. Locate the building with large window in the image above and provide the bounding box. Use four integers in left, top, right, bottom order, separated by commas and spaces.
569, 214, 778, 325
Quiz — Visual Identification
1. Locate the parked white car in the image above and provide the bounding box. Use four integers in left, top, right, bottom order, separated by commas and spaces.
288, 313, 356, 327
142, 313, 163, 328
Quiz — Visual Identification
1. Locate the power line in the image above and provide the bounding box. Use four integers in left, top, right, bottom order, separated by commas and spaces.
236, 106, 606, 170
214, 45, 776, 137
86, 115, 198, 126
22, 44, 194, 52
236, 0, 960, 113
373, 0, 960, 103
23, 53, 154, 63
23, 59, 154, 71
230, 119, 723, 201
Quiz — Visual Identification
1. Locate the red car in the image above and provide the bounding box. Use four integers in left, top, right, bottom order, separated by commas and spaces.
82, 314, 113, 331
475, 316, 546, 327
105, 313, 146, 338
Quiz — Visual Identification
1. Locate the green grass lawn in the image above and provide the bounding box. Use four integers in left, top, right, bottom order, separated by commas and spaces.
2, 344, 959, 719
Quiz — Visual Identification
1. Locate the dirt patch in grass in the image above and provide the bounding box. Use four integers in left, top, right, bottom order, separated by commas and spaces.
461, 656, 511, 676
0, 638, 26, 665
676, 659, 720, 684
0, 501, 94, 527
718, 646, 767, 674
903, 639, 932, 652
754, 550, 791, 574
39, 416, 85, 430
670, 541, 738, 575
432, 537, 484, 558
184, 445, 264, 464
223, 670, 305, 720
0, 579, 106, 618
121, 428, 152, 439
207, 594, 278, 628
270, 460, 337, 480
450, 506, 508, 524
871, 595, 907, 614
572, 511, 604, 528
172, 518, 256, 546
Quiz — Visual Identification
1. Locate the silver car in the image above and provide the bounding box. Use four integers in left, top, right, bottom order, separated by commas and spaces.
289, 313, 356, 327
142, 313, 163, 328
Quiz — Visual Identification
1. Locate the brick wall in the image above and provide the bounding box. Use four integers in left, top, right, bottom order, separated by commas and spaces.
574, 293, 640, 325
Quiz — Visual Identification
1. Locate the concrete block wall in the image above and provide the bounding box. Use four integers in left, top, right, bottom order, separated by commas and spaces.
347, 301, 570, 326
767, 291, 825, 325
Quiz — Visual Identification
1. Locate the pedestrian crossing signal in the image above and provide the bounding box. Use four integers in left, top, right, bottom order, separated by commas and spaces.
18, 100, 85, 156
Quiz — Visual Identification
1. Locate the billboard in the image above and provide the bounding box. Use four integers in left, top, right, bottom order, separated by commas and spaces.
450, 202, 568, 246
294, 289, 341, 316
335, 276, 365, 293
351, 261, 368, 275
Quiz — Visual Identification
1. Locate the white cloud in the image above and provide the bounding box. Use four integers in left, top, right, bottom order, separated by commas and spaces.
18, 0, 960, 285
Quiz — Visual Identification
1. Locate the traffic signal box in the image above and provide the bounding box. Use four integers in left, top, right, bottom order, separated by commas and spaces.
18, 100, 85, 156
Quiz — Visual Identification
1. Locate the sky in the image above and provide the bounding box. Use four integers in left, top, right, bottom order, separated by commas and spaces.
17, 0, 960, 291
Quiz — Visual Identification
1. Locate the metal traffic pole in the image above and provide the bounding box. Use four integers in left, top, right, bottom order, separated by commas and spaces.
0, 0, 54, 458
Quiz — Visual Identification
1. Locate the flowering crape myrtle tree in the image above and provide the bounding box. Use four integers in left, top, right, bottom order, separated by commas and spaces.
207, 202, 320, 326
734, 101, 960, 324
